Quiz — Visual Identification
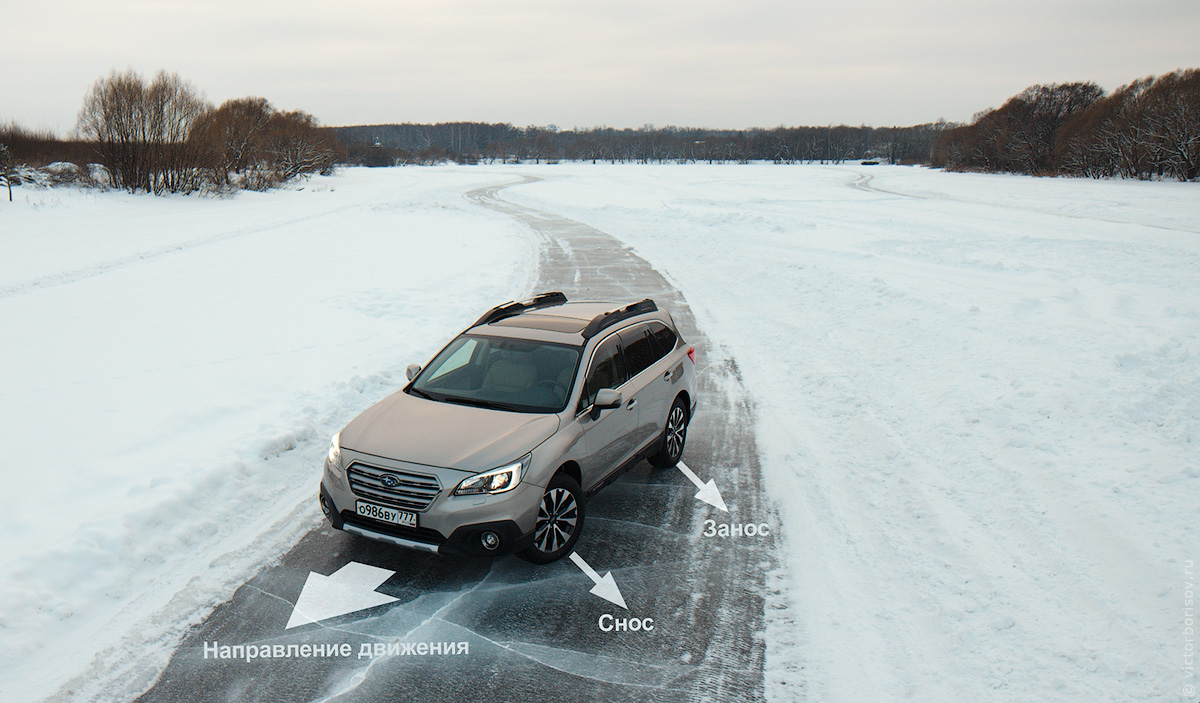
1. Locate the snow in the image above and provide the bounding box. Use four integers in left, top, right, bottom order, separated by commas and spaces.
2, 163, 1197, 702
500, 163, 1200, 703
0, 169, 538, 701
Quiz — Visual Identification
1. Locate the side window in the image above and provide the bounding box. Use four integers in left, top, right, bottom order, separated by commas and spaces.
582, 336, 627, 409
621, 327, 657, 378
646, 321, 678, 361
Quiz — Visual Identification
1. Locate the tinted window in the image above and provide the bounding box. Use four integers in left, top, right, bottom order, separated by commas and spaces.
646, 321, 678, 360
582, 336, 627, 408
622, 328, 657, 377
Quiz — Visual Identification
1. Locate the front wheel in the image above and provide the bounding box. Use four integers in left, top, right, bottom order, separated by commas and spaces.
518, 473, 585, 564
648, 397, 689, 468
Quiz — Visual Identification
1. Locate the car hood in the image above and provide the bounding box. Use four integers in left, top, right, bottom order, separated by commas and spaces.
339, 389, 560, 472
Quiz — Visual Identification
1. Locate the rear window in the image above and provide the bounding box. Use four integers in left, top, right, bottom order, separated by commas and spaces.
622, 328, 658, 377
647, 321, 678, 357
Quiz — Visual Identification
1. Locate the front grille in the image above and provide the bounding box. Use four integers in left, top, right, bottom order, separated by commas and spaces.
346, 462, 441, 511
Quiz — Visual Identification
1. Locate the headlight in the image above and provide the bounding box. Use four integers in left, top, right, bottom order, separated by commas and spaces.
454, 454, 530, 496
326, 431, 343, 470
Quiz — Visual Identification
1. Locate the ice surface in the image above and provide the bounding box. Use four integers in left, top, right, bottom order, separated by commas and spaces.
2, 163, 1197, 702
503, 163, 1200, 703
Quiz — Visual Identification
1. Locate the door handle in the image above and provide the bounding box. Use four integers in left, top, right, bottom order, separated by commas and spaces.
626, 399, 637, 410
663, 370, 671, 380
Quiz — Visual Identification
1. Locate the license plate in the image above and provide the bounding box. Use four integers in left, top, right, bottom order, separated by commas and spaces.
355, 501, 417, 528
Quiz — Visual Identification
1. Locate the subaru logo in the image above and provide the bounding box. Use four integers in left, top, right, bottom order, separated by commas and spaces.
380, 474, 400, 488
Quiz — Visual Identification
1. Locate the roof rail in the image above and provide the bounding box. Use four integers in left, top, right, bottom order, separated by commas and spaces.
581, 299, 657, 339
471, 291, 569, 328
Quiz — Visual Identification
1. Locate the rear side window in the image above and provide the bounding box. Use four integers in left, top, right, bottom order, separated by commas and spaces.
582, 336, 627, 408
646, 321, 678, 358
621, 327, 658, 378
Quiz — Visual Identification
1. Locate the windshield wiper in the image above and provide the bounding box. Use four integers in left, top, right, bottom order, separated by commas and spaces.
408, 387, 439, 401
441, 396, 519, 411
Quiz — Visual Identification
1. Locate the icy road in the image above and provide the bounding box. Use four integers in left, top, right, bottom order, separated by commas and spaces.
1, 164, 1197, 703
134, 176, 772, 702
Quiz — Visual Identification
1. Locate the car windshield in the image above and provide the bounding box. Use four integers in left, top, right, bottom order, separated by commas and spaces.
408, 334, 582, 413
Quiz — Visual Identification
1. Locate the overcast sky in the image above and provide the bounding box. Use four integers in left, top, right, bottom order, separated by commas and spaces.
4, 0, 1198, 134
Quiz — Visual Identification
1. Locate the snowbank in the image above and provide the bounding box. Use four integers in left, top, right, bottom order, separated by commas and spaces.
0, 168, 539, 701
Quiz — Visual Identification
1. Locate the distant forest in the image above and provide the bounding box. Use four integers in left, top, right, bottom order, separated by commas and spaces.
3, 67, 1197, 198
333, 122, 947, 167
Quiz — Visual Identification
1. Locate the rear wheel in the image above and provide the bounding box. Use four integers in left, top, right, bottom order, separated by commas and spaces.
648, 397, 688, 468
518, 473, 585, 564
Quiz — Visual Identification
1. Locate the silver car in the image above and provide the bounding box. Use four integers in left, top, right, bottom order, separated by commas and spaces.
318, 292, 698, 564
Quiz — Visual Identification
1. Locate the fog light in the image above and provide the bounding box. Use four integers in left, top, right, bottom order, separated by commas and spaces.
480, 531, 500, 551
319, 494, 333, 519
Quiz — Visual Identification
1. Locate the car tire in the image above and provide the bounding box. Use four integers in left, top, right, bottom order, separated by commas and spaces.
648, 396, 689, 468
518, 473, 586, 564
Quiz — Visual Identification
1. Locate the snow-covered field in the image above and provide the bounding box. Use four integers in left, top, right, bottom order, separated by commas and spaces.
503, 164, 1200, 702
0, 170, 538, 701
1, 163, 1196, 702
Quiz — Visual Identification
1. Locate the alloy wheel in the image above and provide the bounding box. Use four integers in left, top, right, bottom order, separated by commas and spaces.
666, 406, 687, 460
533, 487, 578, 553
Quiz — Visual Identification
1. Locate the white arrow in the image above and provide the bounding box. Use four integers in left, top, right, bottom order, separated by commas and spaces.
568, 552, 627, 609
677, 461, 729, 512
286, 562, 399, 629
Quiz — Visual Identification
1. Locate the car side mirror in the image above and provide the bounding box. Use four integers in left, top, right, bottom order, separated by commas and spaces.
594, 388, 622, 410
405, 363, 422, 381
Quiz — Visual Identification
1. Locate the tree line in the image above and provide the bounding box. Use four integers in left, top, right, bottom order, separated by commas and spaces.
333, 121, 948, 166
2, 69, 342, 195
5, 67, 1196, 194
932, 69, 1200, 180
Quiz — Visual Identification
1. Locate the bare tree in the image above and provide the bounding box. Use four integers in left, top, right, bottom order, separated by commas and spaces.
150, 72, 211, 193
0, 143, 15, 201
1144, 69, 1200, 180
190, 97, 274, 187
1051, 70, 1199, 181
261, 110, 338, 181
76, 70, 211, 193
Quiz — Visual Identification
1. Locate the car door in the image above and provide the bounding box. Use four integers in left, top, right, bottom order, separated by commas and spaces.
576, 333, 638, 491
641, 320, 683, 436
617, 324, 665, 452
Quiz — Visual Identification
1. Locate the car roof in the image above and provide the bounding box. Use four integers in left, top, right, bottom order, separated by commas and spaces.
464, 298, 665, 346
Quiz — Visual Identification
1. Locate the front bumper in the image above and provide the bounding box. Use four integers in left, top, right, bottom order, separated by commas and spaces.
331, 503, 533, 556
320, 452, 541, 557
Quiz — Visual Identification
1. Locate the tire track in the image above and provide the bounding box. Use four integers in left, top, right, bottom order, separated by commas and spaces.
845, 168, 1199, 234
0, 204, 354, 300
